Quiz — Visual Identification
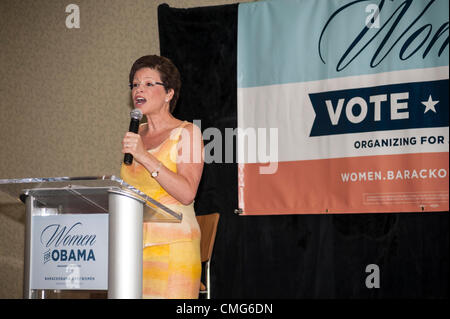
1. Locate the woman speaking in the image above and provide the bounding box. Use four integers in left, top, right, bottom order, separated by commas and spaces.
120, 55, 204, 299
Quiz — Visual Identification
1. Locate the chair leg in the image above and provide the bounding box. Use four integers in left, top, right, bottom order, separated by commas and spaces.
206, 260, 211, 299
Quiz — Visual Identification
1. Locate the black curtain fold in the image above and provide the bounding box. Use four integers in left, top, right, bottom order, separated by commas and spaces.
157, 3, 448, 298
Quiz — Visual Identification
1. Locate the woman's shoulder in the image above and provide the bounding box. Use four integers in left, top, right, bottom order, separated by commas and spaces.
177, 120, 202, 136
178, 120, 202, 131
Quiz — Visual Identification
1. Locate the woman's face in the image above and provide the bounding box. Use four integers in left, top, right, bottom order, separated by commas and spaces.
131, 67, 172, 114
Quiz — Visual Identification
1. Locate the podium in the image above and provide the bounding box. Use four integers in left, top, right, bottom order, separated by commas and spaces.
0, 176, 182, 299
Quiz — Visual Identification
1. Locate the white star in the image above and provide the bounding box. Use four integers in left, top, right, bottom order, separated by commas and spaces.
421, 95, 439, 114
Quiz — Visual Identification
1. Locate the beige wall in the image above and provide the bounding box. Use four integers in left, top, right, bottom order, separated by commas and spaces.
0, 0, 252, 298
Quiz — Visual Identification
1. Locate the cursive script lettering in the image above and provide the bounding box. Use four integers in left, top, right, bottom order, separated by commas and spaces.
40, 223, 96, 248
318, 0, 449, 71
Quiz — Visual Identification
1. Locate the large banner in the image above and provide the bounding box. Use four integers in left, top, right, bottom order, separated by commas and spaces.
237, 0, 449, 215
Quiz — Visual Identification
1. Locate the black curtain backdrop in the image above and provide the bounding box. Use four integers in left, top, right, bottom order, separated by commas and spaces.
157, 3, 448, 298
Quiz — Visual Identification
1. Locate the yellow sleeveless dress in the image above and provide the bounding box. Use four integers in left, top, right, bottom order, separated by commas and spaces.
120, 121, 201, 299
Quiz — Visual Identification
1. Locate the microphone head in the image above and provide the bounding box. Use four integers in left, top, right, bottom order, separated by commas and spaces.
130, 108, 143, 120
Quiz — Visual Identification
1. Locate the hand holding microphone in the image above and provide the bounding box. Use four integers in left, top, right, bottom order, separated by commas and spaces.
123, 109, 143, 165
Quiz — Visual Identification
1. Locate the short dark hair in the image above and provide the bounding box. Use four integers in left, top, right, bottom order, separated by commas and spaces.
129, 55, 181, 113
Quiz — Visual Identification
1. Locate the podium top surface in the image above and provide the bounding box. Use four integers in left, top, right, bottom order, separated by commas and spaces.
0, 175, 182, 222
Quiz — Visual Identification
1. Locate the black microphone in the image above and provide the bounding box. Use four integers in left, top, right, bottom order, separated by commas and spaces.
124, 108, 143, 165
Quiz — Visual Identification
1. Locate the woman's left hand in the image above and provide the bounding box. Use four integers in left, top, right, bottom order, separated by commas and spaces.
122, 132, 148, 164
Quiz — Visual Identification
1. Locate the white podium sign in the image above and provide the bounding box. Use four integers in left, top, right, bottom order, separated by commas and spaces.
30, 214, 108, 290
